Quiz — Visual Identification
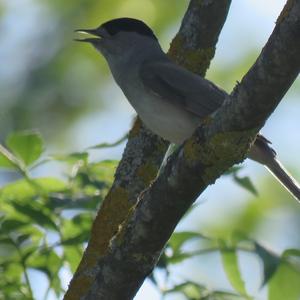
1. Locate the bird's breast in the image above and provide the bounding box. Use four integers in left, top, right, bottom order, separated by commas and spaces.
122, 80, 199, 144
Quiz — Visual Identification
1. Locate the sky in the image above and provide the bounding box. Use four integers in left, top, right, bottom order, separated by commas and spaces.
1, 0, 299, 299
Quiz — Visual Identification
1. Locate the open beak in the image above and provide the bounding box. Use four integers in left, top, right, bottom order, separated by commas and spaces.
74, 28, 103, 43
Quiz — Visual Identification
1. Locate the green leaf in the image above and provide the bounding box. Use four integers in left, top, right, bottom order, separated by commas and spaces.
255, 243, 280, 286
87, 160, 118, 184
87, 134, 127, 149
16, 233, 31, 246
47, 195, 100, 211
63, 245, 83, 273
0, 180, 36, 202
28, 250, 64, 297
221, 249, 250, 298
6, 131, 44, 166
224, 166, 243, 175
234, 175, 258, 196
211, 290, 245, 299
169, 231, 206, 254
11, 202, 58, 231
282, 249, 300, 258
156, 252, 168, 269
27, 249, 62, 283
52, 152, 88, 165
268, 261, 300, 300
51, 274, 64, 296
224, 166, 258, 196
22, 246, 40, 262
0, 177, 66, 201
0, 237, 15, 247
0, 219, 28, 233
163, 281, 205, 298
0, 145, 16, 169
60, 232, 88, 246
60, 213, 92, 243
165, 231, 210, 264
0, 262, 23, 282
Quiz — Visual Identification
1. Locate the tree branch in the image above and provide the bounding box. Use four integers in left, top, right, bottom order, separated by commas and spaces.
64, 1, 232, 299
82, 1, 300, 299
211, 0, 300, 133
169, 0, 232, 75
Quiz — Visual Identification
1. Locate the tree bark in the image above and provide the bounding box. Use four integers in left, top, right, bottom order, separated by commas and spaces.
78, 1, 300, 299
65, 0, 300, 299
65, 1, 232, 298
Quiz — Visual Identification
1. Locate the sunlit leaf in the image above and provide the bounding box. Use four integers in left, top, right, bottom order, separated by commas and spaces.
60, 213, 92, 250
63, 245, 83, 273
0, 262, 23, 283
22, 246, 40, 263
6, 131, 44, 166
0, 177, 66, 201
0, 145, 16, 169
27, 248, 63, 295
282, 249, 300, 258
221, 249, 250, 298
268, 261, 300, 300
86, 160, 118, 184
51, 274, 64, 296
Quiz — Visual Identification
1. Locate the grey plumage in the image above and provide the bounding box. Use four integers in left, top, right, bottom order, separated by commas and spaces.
140, 60, 225, 117
76, 17, 300, 202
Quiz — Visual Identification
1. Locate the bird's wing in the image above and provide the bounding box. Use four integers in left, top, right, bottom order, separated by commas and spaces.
140, 60, 226, 118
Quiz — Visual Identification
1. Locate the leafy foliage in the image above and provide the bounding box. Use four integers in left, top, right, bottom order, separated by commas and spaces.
1, 131, 300, 300
156, 229, 300, 300
0, 0, 188, 142
0, 131, 118, 299
1, 1, 299, 298
6, 131, 44, 167
0, 131, 300, 300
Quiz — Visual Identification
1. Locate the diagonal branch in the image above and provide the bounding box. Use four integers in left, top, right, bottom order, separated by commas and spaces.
83, 1, 300, 299
169, 0, 232, 76
64, 1, 232, 299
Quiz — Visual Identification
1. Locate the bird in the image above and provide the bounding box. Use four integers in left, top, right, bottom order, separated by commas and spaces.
75, 17, 300, 202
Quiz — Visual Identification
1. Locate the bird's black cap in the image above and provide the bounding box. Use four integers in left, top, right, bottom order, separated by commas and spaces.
101, 18, 157, 40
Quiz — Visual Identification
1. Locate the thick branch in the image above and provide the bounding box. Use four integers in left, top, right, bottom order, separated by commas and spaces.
169, 0, 232, 75
211, 0, 300, 133
64, 1, 232, 299
84, 1, 300, 299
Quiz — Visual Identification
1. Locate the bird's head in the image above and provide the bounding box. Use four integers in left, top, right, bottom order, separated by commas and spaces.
75, 18, 159, 63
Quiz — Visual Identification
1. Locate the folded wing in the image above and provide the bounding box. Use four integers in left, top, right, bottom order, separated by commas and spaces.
140, 60, 226, 119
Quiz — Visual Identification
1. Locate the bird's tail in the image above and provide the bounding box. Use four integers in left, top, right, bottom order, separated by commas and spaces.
249, 135, 300, 202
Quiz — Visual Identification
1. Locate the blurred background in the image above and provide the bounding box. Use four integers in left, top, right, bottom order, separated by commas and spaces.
0, 0, 299, 299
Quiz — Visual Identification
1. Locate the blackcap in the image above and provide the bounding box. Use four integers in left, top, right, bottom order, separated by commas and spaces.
76, 17, 300, 201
